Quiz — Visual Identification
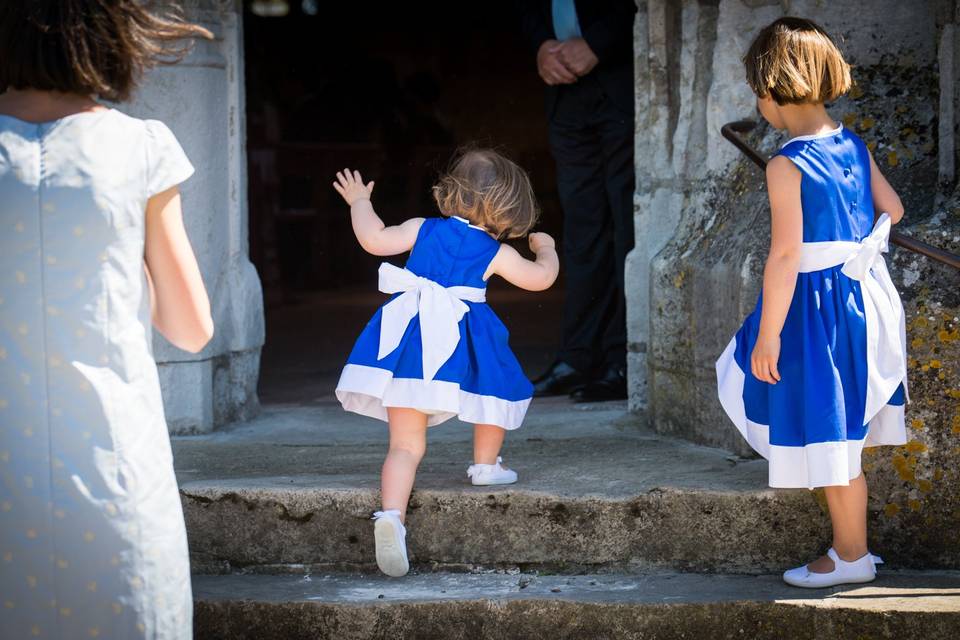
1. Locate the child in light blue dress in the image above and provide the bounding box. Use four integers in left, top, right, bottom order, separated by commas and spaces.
717, 17, 908, 588
0, 2, 212, 638
332, 149, 559, 576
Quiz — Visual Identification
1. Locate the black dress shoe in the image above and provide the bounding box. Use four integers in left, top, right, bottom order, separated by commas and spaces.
570, 364, 627, 402
532, 361, 588, 397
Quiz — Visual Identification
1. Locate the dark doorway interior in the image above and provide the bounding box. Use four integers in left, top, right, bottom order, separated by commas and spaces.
244, 2, 564, 403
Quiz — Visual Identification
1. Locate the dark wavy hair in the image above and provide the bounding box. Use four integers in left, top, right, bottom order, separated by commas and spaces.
0, 1, 212, 102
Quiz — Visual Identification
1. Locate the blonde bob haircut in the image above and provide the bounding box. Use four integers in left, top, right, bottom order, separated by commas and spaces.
432, 147, 540, 241
744, 17, 852, 105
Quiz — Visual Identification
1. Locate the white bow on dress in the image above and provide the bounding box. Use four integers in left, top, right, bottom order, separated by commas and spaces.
376, 263, 487, 381
796, 212, 908, 422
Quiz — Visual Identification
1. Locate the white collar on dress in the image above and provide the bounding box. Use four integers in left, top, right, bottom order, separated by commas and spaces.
780, 122, 844, 148
451, 215, 490, 233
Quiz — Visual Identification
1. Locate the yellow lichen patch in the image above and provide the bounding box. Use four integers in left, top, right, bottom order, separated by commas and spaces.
859, 116, 875, 131
911, 337, 925, 349
867, 140, 877, 152
843, 113, 858, 127
938, 328, 958, 343
909, 499, 922, 511
884, 502, 901, 517
891, 453, 916, 482
849, 84, 865, 99
910, 418, 925, 430
673, 271, 685, 288
905, 440, 928, 454
929, 360, 942, 369
946, 389, 960, 399
913, 316, 929, 329
934, 468, 944, 481
918, 479, 933, 493
887, 151, 899, 167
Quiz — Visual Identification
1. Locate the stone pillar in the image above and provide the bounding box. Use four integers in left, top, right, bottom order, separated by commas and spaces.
127, 1, 264, 434
629, 0, 940, 451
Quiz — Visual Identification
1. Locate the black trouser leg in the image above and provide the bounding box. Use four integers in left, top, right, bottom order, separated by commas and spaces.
597, 98, 635, 369
548, 82, 616, 374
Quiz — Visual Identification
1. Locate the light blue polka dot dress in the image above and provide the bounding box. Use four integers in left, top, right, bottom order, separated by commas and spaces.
0, 109, 195, 639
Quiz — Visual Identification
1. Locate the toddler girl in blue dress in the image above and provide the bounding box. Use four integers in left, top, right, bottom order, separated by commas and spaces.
332, 149, 559, 576
716, 17, 908, 588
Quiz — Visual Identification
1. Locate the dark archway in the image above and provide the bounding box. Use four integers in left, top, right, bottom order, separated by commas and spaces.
243, 1, 564, 402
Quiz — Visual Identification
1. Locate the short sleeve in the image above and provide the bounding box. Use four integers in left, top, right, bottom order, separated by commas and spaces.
144, 119, 195, 198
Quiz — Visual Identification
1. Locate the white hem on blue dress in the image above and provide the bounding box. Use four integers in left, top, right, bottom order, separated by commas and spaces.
716, 337, 906, 489
336, 364, 530, 430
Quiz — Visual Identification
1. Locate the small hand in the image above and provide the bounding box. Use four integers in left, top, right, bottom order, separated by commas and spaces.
537, 39, 578, 86
333, 168, 375, 206
528, 232, 556, 253
751, 333, 781, 385
555, 38, 599, 77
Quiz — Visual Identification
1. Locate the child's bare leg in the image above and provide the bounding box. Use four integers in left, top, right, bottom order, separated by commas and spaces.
473, 424, 507, 465
809, 473, 869, 573
381, 408, 428, 522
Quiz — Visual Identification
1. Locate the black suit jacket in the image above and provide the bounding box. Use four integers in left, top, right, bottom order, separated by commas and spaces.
519, 0, 636, 118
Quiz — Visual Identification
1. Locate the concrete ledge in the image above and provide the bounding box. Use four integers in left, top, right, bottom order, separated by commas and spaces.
193, 571, 960, 640
181, 480, 827, 574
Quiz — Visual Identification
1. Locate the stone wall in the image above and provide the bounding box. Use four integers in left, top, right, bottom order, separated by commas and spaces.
126, 1, 264, 433
630, 0, 960, 565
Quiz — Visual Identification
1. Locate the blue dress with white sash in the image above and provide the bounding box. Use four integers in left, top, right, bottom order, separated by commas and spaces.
716, 124, 908, 489
336, 216, 533, 430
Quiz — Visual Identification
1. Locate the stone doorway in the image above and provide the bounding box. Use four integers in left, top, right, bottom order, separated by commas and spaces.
241, 1, 566, 403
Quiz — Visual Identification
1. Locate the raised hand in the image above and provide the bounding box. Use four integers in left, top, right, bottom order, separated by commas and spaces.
528, 232, 556, 253
333, 168, 376, 206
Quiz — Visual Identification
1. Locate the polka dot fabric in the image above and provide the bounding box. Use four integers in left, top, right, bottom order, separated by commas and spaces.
0, 110, 194, 639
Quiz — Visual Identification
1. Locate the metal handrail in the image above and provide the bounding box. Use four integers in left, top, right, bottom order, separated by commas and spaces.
721, 120, 960, 271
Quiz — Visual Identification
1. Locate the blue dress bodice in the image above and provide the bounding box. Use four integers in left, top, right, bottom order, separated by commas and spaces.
775, 125, 875, 243
405, 216, 500, 288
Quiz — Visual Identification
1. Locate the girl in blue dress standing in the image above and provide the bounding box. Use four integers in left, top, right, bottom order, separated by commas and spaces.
716, 17, 908, 588
333, 149, 559, 577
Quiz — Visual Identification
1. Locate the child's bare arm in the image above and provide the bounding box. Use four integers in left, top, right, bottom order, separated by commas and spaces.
868, 153, 904, 224
144, 186, 214, 353
333, 169, 424, 256
752, 155, 803, 385
485, 232, 559, 292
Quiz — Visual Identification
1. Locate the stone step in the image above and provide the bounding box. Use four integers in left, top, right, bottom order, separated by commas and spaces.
192, 570, 960, 640
173, 400, 935, 574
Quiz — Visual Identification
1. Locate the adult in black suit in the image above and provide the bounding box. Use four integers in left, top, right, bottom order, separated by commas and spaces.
520, 0, 636, 401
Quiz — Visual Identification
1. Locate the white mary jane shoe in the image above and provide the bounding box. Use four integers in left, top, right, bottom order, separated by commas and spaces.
372, 509, 409, 577
782, 547, 883, 588
466, 457, 518, 486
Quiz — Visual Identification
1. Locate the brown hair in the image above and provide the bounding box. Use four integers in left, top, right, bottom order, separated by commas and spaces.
744, 17, 852, 105
0, 1, 212, 102
432, 147, 540, 240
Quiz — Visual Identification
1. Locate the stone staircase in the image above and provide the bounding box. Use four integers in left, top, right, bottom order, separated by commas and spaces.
173, 399, 960, 639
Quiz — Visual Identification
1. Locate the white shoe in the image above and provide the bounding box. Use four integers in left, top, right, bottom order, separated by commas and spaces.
467, 457, 518, 486
782, 547, 882, 588
372, 510, 409, 577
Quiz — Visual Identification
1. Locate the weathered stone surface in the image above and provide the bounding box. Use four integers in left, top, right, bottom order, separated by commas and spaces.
632, 0, 959, 567
126, 1, 264, 433
192, 571, 960, 640
173, 400, 957, 573
627, 0, 940, 407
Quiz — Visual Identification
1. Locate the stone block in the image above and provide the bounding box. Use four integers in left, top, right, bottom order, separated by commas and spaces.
159, 359, 214, 434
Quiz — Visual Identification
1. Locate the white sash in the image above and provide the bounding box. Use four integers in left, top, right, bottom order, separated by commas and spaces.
377, 263, 486, 381
797, 213, 909, 423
